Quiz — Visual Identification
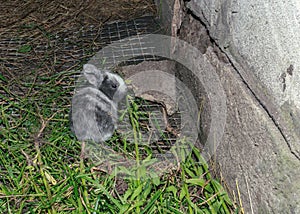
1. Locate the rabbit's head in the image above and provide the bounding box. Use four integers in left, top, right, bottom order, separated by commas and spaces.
83, 64, 105, 88
83, 63, 127, 102
99, 72, 128, 102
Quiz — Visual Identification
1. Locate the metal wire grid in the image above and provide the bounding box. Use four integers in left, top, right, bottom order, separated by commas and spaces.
72, 17, 181, 147
117, 99, 182, 150
1, 15, 182, 149
0, 15, 162, 72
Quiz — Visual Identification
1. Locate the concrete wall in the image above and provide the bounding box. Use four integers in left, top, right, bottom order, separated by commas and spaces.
157, 0, 300, 212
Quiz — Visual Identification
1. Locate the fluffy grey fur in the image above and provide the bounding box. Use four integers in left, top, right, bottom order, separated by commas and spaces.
70, 64, 127, 143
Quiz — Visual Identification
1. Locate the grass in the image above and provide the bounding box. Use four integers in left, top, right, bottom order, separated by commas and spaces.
0, 0, 240, 213
0, 68, 239, 213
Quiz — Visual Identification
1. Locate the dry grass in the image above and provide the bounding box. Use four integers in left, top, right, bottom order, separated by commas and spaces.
0, 0, 156, 96
0, 0, 156, 37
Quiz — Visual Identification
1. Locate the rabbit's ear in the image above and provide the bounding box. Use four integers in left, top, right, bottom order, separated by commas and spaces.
83, 64, 103, 87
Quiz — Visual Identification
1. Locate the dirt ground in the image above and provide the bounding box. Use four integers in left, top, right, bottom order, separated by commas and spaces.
0, 0, 156, 94
0, 0, 156, 36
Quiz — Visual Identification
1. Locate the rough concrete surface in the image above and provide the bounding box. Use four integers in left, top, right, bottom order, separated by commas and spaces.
177, 12, 300, 212
155, 0, 174, 34
155, 0, 300, 212
186, 0, 300, 156
206, 46, 300, 213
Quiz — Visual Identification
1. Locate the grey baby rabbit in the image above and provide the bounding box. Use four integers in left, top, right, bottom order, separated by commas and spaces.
70, 64, 127, 143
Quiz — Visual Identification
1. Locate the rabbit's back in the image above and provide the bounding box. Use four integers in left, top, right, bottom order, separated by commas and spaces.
71, 87, 117, 142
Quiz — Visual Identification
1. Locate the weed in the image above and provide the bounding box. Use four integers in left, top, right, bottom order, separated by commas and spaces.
0, 71, 237, 213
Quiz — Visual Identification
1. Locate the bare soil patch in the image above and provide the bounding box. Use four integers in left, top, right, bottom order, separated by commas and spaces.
0, 0, 156, 37
0, 0, 156, 94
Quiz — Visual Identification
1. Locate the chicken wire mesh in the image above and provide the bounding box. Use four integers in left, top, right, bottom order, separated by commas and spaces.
0, 15, 183, 153
0, 15, 162, 73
